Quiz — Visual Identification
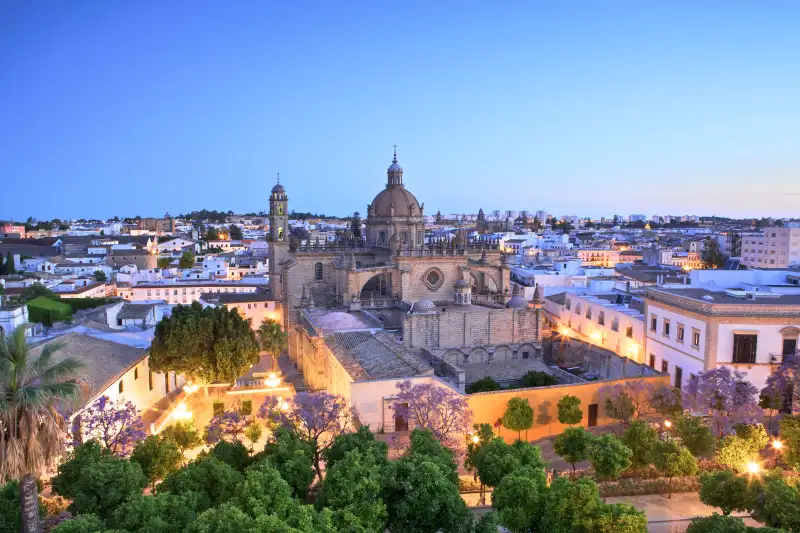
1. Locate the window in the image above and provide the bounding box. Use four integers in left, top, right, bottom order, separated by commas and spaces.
733, 334, 757, 364
118, 380, 124, 394
650, 315, 657, 332
575, 303, 581, 315
661, 359, 669, 373
566, 299, 571, 311
165, 373, 171, 393
314, 262, 323, 281
522, 351, 530, 360
611, 316, 619, 332
149, 371, 154, 391
784, 338, 798, 356
586, 307, 592, 319
675, 366, 683, 389
649, 354, 656, 368
663, 319, 670, 337
692, 329, 701, 347
626, 325, 633, 338
598, 311, 605, 326
134, 367, 138, 380
677, 324, 685, 343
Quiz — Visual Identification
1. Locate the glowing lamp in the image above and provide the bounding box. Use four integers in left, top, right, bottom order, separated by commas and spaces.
746, 462, 760, 474
773, 440, 784, 450
265, 372, 281, 389
173, 403, 192, 420
472, 435, 480, 444
664, 420, 672, 428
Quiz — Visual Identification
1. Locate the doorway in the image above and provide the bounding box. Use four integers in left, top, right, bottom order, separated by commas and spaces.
588, 404, 598, 427
394, 402, 409, 431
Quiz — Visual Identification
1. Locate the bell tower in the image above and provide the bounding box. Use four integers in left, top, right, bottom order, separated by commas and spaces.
269, 176, 289, 301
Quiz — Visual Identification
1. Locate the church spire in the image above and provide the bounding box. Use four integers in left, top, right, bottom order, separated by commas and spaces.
387, 146, 403, 186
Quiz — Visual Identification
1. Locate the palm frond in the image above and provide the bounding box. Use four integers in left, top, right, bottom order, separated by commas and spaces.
36, 357, 84, 386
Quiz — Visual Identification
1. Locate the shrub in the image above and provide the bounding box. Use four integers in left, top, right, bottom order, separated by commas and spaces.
466, 377, 501, 394
519, 371, 558, 388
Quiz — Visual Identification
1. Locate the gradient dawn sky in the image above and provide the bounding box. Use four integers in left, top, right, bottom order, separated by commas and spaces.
2, 1, 800, 221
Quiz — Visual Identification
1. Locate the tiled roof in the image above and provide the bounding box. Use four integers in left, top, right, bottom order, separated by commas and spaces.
327, 331, 432, 381
200, 292, 273, 304
118, 303, 155, 320
30, 333, 147, 401
462, 358, 552, 385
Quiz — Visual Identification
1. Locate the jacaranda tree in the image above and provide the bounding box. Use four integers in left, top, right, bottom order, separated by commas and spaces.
683, 367, 761, 437
72, 395, 146, 457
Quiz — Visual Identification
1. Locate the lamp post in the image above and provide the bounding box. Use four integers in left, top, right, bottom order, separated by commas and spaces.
771, 440, 784, 469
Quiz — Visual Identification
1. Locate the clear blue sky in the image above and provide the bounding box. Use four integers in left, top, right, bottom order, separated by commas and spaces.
2, 1, 799, 221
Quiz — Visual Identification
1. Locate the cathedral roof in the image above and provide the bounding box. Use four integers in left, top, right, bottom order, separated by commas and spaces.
370, 185, 421, 218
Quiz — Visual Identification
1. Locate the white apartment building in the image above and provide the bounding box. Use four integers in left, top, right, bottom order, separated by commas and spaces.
575, 248, 621, 267
547, 291, 647, 362
118, 281, 260, 304
643, 287, 800, 391
741, 224, 800, 269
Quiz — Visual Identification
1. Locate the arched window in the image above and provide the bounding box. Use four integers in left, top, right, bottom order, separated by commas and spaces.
278, 204, 283, 215
315, 262, 323, 281
277, 227, 283, 241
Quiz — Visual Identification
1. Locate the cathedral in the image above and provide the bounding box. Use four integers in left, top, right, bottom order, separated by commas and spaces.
268, 151, 544, 397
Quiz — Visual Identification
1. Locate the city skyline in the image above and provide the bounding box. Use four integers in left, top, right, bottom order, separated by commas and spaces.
3, 1, 800, 220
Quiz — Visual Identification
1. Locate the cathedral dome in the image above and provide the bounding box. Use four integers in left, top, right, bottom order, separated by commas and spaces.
371, 187, 421, 217
455, 279, 470, 289
412, 299, 437, 313
272, 183, 285, 194
507, 295, 529, 309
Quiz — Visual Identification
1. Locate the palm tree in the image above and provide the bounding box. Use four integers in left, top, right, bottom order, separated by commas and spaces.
0, 327, 84, 533
257, 319, 288, 372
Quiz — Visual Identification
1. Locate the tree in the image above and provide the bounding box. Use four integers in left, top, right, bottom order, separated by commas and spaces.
750, 474, 800, 532
150, 302, 259, 384
734, 423, 769, 454
382, 452, 472, 533
131, 435, 183, 490
604, 389, 636, 426
464, 423, 494, 481
553, 426, 594, 477
715, 434, 761, 472
475, 437, 546, 489
699, 470, 752, 516
205, 227, 220, 241
686, 514, 748, 533
228, 225, 243, 241
160, 421, 203, 455
108, 493, 201, 533
158, 456, 243, 511
759, 388, 783, 433
653, 439, 698, 498
684, 367, 762, 436
540, 476, 601, 533
178, 251, 195, 269
557, 395, 583, 425
92, 270, 107, 282
259, 391, 354, 482
588, 503, 648, 533
157, 257, 172, 269
49, 514, 105, 533
701, 238, 727, 269
53, 451, 147, 520
622, 420, 658, 468
392, 380, 472, 453
350, 212, 362, 240
205, 440, 251, 472
0, 327, 83, 533
764, 354, 800, 414
231, 460, 294, 520
519, 370, 557, 387
466, 376, 501, 393
780, 416, 800, 471
257, 319, 287, 373
4, 253, 16, 275
589, 434, 632, 500
203, 409, 249, 444
243, 422, 262, 452
255, 427, 315, 498
72, 395, 146, 457
317, 450, 387, 533
651, 386, 683, 418
492, 471, 545, 533
674, 415, 716, 457
502, 397, 534, 440
322, 424, 388, 471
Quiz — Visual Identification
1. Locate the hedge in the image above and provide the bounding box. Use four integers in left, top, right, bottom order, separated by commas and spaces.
27, 296, 72, 326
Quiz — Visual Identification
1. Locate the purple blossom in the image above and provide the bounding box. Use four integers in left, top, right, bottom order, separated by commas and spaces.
392, 380, 472, 455
683, 367, 762, 436
204, 409, 249, 444
72, 395, 147, 457
258, 391, 355, 480
764, 354, 800, 411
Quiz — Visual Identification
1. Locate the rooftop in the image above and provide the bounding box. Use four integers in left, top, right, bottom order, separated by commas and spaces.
304, 309, 383, 335
200, 292, 274, 304
649, 287, 800, 307
117, 303, 156, 320
327, 331, 432, 381
30, 333, 147, 402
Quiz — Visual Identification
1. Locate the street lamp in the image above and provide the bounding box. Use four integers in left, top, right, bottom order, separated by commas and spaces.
746, 461, 761, 476
472, 434, 480, 444
772, 440, 784, 468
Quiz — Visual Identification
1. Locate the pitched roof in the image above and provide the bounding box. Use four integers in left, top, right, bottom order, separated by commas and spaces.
200, 292, 273, 304
30, 333, 147, 401
118, 303, 155, 320
326, 331, 432, 381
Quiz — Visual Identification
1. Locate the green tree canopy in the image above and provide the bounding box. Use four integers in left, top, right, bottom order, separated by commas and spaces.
622, 420, 658, 468
229, 225, 243, 241
589, 434, 632, 496
158, 456, 243, 512
685, 513, 748, 533
179, 250, 195, 269
92, 270, 107, 282
257, 319, 287, 372
653, 439, 698, 498
674, 416, 716, 457
108, 493, 202, 533
149, 302, 259, 383
780, 416, 800, 471
557, 395, 583, 425
317, 450, 388, 533
466, 376, 501, 394
161, 421, 203, 454
698, 470, 752, 516
715, 435, 761, 472
475, 437, 546, 488
322, 425, 388, 471
131, 435, 183, 490
157, 257, 172, 269
540, 477, 601, 533
553, 426, 594, 476
501, 397, 534, 440
492, 471, 545, 533
253, 427, 315, 498
750, 474, 800, 532
701, 238, 727, 269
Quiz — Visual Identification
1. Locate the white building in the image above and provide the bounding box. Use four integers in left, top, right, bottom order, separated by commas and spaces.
741, 224, 800, 269
643, 287, 800, 391
118, 281, 260, 305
